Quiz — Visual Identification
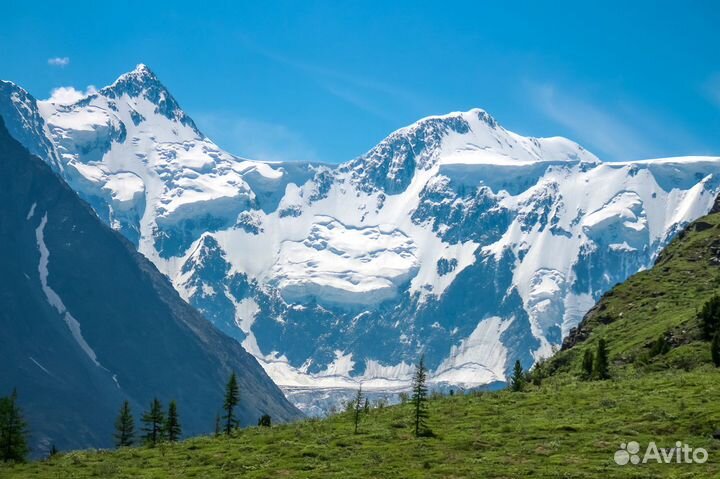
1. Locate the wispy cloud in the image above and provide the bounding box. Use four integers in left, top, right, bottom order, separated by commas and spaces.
194, 113, 320, 163
704, 73, 720, 109
526, 82, 709, 161
47, 57, 70, 67
44, 85, 97, 105
238, 38, 429, 122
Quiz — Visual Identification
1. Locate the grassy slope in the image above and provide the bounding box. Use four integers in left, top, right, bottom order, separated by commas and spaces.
545, 210, 720, 376
5, 212, 720, 478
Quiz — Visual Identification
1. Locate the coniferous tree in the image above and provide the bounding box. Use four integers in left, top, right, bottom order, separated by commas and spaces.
712, 333, 720, 367
593, 339, 610, 380
223, 372, 240, 434
165, 400, 182, 442
353, 386, 364, 434
510, 360, 525, 392
214, 414, 221, 437
698, 295, 720, 339
581, 349, 594, 380
114, 400, 135, 447
410, 355, 429, 438
257, 414, 271, 427
0, 389, 29, 463
49, 444, 58, 459
141, 398, 165, 446
363, 397, 370, 414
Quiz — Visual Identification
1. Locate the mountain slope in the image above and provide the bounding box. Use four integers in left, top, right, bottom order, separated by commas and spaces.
3, 66, 720, 413
0, 115, 300, 455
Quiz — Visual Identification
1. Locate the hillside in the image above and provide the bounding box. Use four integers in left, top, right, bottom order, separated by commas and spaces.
3, 207, 720, 476
545, 199, 720, 377
0, 114, 300, 455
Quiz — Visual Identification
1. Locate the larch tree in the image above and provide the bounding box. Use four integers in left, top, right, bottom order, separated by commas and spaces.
712, 333, 720, 367
141, 398, 165, 446
0, 389, 29, 462
114, 400, 135, 447
165, 400, 182, 442
411, 355, 430, 438
223, 372, 240, 434
593, 339, 610, 380
353, 386, 364, 434
510, 360, 525, 392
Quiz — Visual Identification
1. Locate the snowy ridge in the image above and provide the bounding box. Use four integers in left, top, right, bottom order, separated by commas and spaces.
4, 65, 720, 414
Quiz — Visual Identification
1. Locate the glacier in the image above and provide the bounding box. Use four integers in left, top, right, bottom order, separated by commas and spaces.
2, 64, 719, 414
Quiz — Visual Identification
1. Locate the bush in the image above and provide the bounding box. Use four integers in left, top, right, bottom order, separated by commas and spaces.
698, 295, 720, 339
258, 414, 271, 427
649, 334, 671, 358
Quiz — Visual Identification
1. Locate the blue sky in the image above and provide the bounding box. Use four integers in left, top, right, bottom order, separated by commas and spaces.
1, 0, 718, 163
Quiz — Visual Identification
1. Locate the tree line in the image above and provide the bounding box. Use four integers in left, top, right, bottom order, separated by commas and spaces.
114, 370, 268, 449
1, 370, 275, 462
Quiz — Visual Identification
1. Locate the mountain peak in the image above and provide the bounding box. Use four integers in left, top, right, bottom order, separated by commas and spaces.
99, 64, 200, 133
103, 63, 160, 95
410, 108, 496, 128
133, 63, 152, 74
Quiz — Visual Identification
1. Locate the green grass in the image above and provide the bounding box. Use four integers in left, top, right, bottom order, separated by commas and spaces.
5, 213, 720, 478
3, 369, 720, 478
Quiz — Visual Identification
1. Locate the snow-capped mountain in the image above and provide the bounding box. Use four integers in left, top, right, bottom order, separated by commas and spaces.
3, 65, 719, 413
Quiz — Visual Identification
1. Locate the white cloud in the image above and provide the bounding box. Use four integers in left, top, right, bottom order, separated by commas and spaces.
45, 85, 97, 105
194, 113, 320, 163
47, 57, 70, 67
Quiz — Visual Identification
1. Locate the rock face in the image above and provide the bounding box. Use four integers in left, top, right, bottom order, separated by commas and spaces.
0, 115, 300, 456
3, 65, 720, 414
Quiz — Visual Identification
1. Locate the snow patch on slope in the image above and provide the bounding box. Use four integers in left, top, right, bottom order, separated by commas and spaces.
35, 213, 100, 366
433, 316, 511, 385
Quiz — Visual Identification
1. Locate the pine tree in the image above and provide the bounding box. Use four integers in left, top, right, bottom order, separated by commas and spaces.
141, 398, 165, 446
510, 360, 525, 392
114, 400, 135, 447
411, 355, 430, 438
698, 295, 720, 339
257, 414, 271, 427
223, 372, 240, 434
593, 339, 610, 380
712, 333, 720, 367
0, 389, 29, 463
353, 386, 363, 434
49, 444, 58, 459
165, 400, 182, 442
214, 413, 221, 436
363, 397, 370, 414
581, 349, 594, 380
